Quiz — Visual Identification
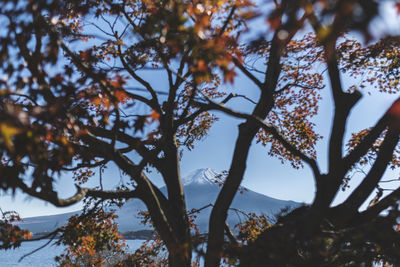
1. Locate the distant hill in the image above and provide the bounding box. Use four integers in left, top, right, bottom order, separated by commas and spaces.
15, 211, 79, 233
16, 168, 300, 233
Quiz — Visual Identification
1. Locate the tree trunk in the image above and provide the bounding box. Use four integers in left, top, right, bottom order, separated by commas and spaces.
168, 243, 192, 267
162, 132, 192, 267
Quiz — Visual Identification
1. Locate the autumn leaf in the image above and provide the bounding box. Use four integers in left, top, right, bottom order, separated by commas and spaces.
79, 50, 90, 61
224, 69, 236, 84
267, 11, 281, 30
387, 97, 400, 132
395, 3, 400, 15
54, 73, 64, 83
114, 90, 131, 104
146, 131, 158, 144
240, 10, 259, 20
388, 98, 400, 118
0, 123, 21, 151
148, 110, 160, 122
23, 232, 32, 240
110, 75, 126, 89
110, 80, 122, 89
91, 96, 102, 106
317, 0, 328, 8
90, 94, 112, 109
197, 60, 208, 72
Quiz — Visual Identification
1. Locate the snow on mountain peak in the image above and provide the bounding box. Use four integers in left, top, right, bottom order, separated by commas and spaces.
182, 168, 221, 185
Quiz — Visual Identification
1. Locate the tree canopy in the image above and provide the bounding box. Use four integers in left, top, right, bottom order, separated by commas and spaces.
0, 0, 400, 266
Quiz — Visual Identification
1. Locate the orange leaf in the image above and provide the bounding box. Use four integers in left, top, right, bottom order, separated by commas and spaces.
146, 131, 158, 144
224, 69, 236, 84
148, 110, 160, 122
24, 232, 32, 240
115, 90, 132, 104
110, 80, 122, 89
90, 94, 112, 109
197, 60, 207, 72
91, 96, 102, 106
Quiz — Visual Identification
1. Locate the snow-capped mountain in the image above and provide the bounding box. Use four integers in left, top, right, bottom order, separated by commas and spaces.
182, 168, 221, 185
16, 168, 300, 233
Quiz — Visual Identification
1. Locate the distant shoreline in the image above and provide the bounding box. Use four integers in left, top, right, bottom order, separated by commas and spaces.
32, 229, 154, 240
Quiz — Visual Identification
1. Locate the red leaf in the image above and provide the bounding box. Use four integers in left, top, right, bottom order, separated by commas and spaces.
388, 97, 400, 132
79, 50, 89, 61
395, 3, 400, 14
388, 98, 400, 118
267, 11, 281, 30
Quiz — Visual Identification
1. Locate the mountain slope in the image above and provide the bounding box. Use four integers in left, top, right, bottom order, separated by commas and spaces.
180, 168, 299, 231
16, 168, 300, 233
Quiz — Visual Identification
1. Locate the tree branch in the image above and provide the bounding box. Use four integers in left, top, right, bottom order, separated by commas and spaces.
357, 186, 400, 222
218, 5, 236, 37
339, 131, 399, 211
233, 57, 263, 88
61, 159, 109, 171
343, 114, 390, 172
80, 131, 178, 247
195, 98, 321, 177
88, 127, 163, 169
221, 93, 257, 105
15, 180, 89, 207
116, 43, 161, 112
224, 222, 239, 247
6, 93, 39, 106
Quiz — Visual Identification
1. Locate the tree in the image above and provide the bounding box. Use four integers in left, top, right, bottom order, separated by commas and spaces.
0, 0, 399, 266
55, 202, 128, 266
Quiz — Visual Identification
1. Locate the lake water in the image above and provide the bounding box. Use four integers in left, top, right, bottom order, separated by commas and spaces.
0, 239, 145, 267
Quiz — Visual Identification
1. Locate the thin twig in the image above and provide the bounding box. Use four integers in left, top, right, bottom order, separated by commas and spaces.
19, 233, 58, 262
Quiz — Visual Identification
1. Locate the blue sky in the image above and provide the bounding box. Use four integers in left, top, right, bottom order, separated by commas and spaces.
1, 2, 400, 218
